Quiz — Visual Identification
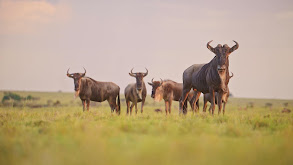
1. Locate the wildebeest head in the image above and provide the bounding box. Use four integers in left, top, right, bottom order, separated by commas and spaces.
207, 40, 239, 74
129, 68, 148, 99
148, 78, 163, 99
67, 68, 86, 94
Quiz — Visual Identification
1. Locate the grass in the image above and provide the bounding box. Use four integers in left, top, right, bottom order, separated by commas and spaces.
0, 91, 293, 165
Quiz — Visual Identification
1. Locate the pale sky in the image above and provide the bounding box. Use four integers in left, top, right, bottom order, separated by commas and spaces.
0, 0, 293, 99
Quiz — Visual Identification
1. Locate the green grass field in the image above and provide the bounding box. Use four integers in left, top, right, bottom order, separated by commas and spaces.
0, 91, 293, 165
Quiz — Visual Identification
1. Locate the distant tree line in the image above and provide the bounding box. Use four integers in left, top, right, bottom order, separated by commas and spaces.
1, 92, 38, 103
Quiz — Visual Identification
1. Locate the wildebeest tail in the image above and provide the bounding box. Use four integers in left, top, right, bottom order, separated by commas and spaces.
117, 89, 121, 115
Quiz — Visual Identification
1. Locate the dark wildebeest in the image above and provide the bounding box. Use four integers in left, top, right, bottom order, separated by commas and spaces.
203, 73, 233, 113
282, 108, 291, 113
124, 68, 148, 114
180, 40, 239, 115
148, 79, 199, 115
67, 68, 120, 114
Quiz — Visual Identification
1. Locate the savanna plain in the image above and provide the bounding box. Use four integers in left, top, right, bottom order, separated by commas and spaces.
0, 91, 293, 165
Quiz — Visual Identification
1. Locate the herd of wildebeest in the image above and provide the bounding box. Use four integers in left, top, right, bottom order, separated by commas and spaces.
67, 40, 239, 115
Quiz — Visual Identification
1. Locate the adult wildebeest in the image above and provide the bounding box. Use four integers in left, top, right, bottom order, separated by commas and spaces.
125, 68, 148, 114
203, 73, 233, 114
180, 40, 239, 115
67, 68, 120, 114
148, 79, 198, 115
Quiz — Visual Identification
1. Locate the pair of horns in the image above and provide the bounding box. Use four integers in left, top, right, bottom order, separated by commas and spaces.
149, 78, 163, 85
207, 40, 239, 54
151, 78, 163, 84
148, 78, 163, 86
129, 68, 148, 77
67, 67, 86, 78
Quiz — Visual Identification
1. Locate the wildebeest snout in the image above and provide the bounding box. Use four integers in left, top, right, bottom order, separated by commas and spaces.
74, 84, 79, 91
217, 65, 226, 71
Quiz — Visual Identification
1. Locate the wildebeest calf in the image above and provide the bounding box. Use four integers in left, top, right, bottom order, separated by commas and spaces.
203, 73, 233, 114
282, 108, 291, 113
67, 68, 120, 114
148, 79, 198, 115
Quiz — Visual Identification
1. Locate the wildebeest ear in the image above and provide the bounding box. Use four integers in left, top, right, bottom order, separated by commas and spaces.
148, 82, 153, 86
229, 40, 239, 53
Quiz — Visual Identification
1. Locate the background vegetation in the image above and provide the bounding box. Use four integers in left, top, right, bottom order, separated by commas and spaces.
0, 91, 292, 165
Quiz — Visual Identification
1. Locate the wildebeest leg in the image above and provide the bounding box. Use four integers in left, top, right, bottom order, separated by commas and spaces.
223, 102, 226, 115
188, 100, 194, 113
141, 99, 145, 113
203, 97, 208, 112
210, 89, 215, 115
165, 101, 169, 115
126, 100, 130, 115
134, 103, 138, 114
208, 105, 212, 113
130, 103, 134, 115
192, 92, 201, 113
86, 100, 90, 111
196, 100, 199, 112
190, 95, 199, 113
183, 99, 188, 113
82, 100, 86, 112
217, 92, 224, 115
108, 98, 116, 113
169, 100, 172, 114
180, 88, 191, 115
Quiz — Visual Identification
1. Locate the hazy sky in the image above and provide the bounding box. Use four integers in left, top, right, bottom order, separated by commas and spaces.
1, 0, 293, 99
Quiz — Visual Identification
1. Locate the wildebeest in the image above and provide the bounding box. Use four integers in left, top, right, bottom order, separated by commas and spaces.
67, 68, 120, 114
154, 108, 162, 113
282, 108, 291, 113
265, 103, 273, 109
124, 68, 148, 114
203, 73, 233, 114
180, 40, 239, 115
148, 79, 199, 115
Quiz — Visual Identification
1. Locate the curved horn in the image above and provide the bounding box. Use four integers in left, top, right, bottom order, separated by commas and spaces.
229, 40, 239, 53
129, 68, 136, 77
82, 67, 86, 77
143, 68, 148, 77
160, 78, 163, 85
207, 40, 216, 54
229, 72, 234, 79
148, 78, 154, 86
67, 68, 72, 77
